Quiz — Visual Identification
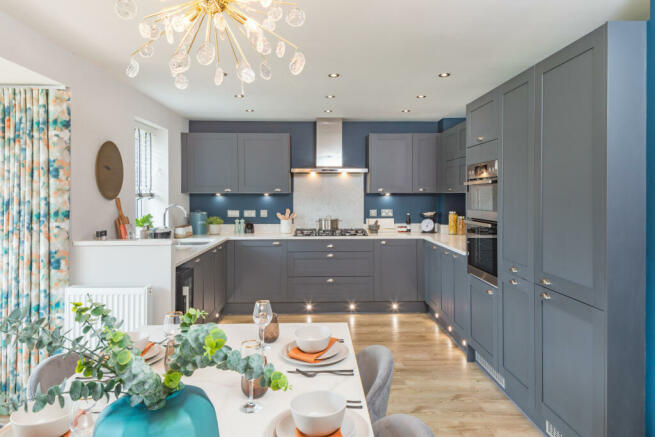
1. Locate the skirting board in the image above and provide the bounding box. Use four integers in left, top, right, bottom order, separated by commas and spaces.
223, 301, 428, 315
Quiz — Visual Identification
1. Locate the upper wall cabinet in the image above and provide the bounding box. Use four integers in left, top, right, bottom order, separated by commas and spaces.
181, 133, 290, 194
368, 133, 439, 194
467, 90, 499, 147
238, 133, 291, 193
443, 123, 466, 161
182, 133, 239, 193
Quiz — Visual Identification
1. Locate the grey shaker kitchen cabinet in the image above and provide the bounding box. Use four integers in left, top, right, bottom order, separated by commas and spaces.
452, 253, 469, 337
499, 275, 534, 417
208, 243, 227, 322
238, 133, 291, 193
424, 242, 442, 311
469, 275, 498, 367
411, 134, 439, 193
375, 239, 419, 301
500, 68, 535, 282
535, 286, 604, 437
230, 240, 287, 303
444, 158, 466, 194
443, 122, 466, 161
367, 134, 413, 193
439, 249, 454, 323
182, 133, 239, 193
287, 251, 374, 277
467, 90, 499, 147
457, 124, 466, 158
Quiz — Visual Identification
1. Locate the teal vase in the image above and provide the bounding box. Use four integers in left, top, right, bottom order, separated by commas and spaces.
93, 385, 219, 437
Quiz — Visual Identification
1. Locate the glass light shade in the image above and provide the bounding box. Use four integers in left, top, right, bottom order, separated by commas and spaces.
286, 8, 306, 27
140, 45, 154, 58
196, 42, 215, 65
267, 6, 283, 22
262, 17, 276, 32
276, 41, 286, 58
238, 65, 256, 84
213, 13, 227, 32
289, 51, 306, 75
115, 0, 137, 20
174, 74, 189, 90
126, 58, 140, 78
169, 53, 190, 76
260, 62, 272, 80
214, 67, 225, 86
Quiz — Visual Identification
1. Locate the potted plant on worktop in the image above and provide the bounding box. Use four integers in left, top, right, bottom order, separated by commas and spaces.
207, 216, 224, 235
0, 303, 289, 437
135, 214, 154, 239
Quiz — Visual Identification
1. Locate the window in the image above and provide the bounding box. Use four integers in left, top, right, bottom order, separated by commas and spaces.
135, 126, 154, 217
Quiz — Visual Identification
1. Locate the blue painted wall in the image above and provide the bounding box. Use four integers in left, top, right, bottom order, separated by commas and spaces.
188, 120, 465, 224
647, 0, 654, 433
437, 117, 466, 132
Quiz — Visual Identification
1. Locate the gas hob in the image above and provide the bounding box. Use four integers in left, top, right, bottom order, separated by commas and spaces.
294, 228, 369, 237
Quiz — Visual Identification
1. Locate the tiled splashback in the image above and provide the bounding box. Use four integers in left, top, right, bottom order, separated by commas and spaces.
292, 173, 365, 228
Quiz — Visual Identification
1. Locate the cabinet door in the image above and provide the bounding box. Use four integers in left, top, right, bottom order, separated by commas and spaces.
183, 133, 238, 193
500, 69, 535, 281
189, 256, 204, 311
442, 127, 459, 161
375, 239, 418, 301
238, 133, 291, 193
424, 243, 442, 311
211, 243, 227, 320
535, 286, 604, 437
444, 160, 460, 193
534, 28, 605, 309
467, 90, 499, 147
469, 275, 498, 366
457, 124, 467, 158
412, 134, 438, 193
452, 254, 469, 337
500, 276, 534, 415
368, 134, 413, 193
231, 240, 287, 303
440, 249, 454, 323
457, 158, 467, 193
201, 252, 215, 320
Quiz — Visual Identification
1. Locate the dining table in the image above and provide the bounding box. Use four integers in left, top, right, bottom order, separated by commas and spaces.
142, 322, 375, 437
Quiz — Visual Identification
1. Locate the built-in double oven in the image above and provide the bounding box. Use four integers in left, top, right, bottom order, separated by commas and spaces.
465, 159, 498, 286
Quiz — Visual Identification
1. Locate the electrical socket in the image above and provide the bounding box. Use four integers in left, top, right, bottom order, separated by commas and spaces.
260, 210, 268, 218
227, 210, 240, 218
381, 209, 393, 217
369, 209, 378, 217
244, 210, 256, 218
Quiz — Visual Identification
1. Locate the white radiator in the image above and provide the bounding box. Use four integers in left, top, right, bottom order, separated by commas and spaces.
64, 286, 152, 338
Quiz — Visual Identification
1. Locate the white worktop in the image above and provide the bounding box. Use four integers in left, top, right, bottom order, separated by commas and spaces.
173, 229, 467, 267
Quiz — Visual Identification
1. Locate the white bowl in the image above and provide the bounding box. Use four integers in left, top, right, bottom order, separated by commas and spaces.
294, 325, 331, 353
11, 398, 73, 437
128, 331, 150, 352
290, 391, 346, 436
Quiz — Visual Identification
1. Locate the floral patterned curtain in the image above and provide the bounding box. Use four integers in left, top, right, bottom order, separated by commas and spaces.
0, 88, 71, 400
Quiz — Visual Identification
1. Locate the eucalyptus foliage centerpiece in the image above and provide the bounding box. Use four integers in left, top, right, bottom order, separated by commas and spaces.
0, 301, 289, 436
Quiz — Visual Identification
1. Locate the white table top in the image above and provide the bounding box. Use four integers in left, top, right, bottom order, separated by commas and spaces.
143, 323, 373, 437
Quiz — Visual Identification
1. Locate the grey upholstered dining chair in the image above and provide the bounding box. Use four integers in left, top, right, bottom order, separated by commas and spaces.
26, 353, 78, 400
356, 345, 394, 423
372, 414, 435, 437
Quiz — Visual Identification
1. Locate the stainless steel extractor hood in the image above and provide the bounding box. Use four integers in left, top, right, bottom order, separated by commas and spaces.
291, 118, 368, 174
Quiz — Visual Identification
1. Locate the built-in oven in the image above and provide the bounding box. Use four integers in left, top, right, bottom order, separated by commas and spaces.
465, 159, 498, 222
466, 218, 498, 287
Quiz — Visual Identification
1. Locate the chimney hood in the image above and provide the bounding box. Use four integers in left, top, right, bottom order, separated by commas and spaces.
291, 118, 368, 174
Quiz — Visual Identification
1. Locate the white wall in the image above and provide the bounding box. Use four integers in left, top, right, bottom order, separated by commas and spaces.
0, 11, 189, 246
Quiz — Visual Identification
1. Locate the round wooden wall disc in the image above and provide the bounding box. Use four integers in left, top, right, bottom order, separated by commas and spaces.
95, 141, 124, 200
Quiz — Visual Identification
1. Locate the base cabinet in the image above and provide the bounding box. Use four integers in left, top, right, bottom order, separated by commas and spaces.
439, 249, 454, 323
469, 275, 498, 367
452, 254, 469, 337
230, 240, 287, 303
535, 286, 604, 437
178, 244, 227, 323
374, 240, 419, 301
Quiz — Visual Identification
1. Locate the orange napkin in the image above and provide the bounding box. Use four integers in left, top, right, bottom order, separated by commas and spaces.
296, 428, 343, 437
140, 342, 155, 357
288, 338, 338, 363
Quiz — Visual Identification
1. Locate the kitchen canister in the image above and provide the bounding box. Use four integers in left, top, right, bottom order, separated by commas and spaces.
280, 219, 292, 234
190, 211, 208, 235
448, 211, 458, 235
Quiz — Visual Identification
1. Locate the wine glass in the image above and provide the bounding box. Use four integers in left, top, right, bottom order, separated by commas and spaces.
252, 300, 273, 353
163, 311, 183, 339
240, 339, 262, 414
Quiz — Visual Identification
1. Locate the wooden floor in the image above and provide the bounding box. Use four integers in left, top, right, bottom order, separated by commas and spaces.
221, 313, 542, 437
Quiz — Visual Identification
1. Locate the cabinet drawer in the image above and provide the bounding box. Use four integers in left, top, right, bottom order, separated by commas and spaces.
288, 251, 373, 277
288, 277, 374, 302
287, 239, 374, 252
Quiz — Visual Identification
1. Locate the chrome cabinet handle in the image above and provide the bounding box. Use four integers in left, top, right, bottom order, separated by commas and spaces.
194, 258, 201, 263
326, 253, 335, 258
218, 245, 223, 250
509, 279, 519, 285
448, 187, 453, 191
540, 278, 552, 286
540, 292, 551, 300
377, 188, 384, 192
326, 244, 334, 248
272, 241, 281, 246
432, 246, 437, 250
510, 266, 519, 273
452, 254, 458, 259
212, 249, 217, 253
224, 188, 232, 192
381, 241, 387, 245
443, 250, 449, 255
486, 289, 494, 296
477, 136, 484, 142
419, 188, 424, 192
274, 188, 281, 192
326, 278, 335, 284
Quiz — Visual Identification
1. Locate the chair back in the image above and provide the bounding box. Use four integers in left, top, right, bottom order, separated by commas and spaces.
356, 345, 394, 423
26, 353, 78, 399
373, 414, 435, 437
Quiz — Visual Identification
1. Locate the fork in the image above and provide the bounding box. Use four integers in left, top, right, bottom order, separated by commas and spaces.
289, 368, 354, 377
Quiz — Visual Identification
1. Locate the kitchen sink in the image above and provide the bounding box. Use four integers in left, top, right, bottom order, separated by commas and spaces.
175, 240, 212, 247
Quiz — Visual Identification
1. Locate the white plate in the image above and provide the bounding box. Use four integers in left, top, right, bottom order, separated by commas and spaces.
145, 347, 165, 366
264, 409, 368, 437
280, 342, 348, 367
276, 409, 354, 437
141, 343, 163, 361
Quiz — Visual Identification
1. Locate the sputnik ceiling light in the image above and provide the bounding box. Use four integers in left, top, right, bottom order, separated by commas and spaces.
115, 0, 307, 91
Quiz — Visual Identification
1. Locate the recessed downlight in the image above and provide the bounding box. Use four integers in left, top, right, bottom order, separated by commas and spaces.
328, 73, 341, 78
401, 109, 411, 113
326, 95, 336, 99
245, 109, 255, 112
416, 95, 427, 99
324, 109, 333, 113
438, 72, 451, 78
